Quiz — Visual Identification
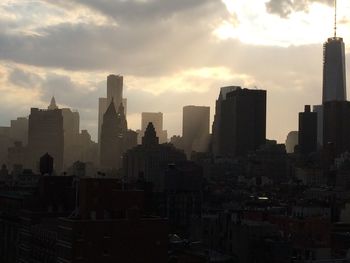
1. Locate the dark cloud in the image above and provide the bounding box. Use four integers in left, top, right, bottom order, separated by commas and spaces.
266, 0, 333, 18
8, 68, 43, 88
44, 0, 226, 25
0, 0, 229, 75
40, 73, 104, 109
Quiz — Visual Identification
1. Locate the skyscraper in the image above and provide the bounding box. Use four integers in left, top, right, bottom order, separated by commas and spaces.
141, 112, 167, 144
98, 75, 127, 145
322, 37, 347, 103
323, 101, 350, 156
298, 105, 317, 154
314, 3, 347, 147
27, 107, 64, 172
100, 101, 136, 170
212, 86, 266, 157
107, 74, 123, 107
100, 100, 123, 170
182, 105, 210, 157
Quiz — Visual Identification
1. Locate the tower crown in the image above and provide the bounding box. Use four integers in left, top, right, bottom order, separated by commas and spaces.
48, 96, 58, 110
142, 122, 159, 146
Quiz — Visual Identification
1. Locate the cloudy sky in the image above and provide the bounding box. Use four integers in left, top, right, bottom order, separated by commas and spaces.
0, 0, 350, 142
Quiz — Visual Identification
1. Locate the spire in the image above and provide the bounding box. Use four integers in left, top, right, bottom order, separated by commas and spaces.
334, 0, 337, 38
48, 96, 58, 110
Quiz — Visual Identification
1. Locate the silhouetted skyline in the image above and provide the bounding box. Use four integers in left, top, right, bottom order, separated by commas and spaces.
0, 1, 349, 142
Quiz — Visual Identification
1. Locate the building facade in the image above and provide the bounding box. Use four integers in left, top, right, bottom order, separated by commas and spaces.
27, 108, 64, 172
212, 86, 266, 158
182, 105, 210, 157
299, 105, 318, 154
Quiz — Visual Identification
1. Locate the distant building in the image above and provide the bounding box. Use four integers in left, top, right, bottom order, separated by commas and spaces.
299, 105, 317, 154
285, 131, 298, 154
322, 37, 347, 103
182, 105, 210, 157
313, 105, 323, 148
140, 112, 167, 144
0, 117, 28, 167
10, 117, 28, 145
170, 135, 183, 150
100, 101, 136, 170
98, 75, 127, 145
27, 107, 64, 172
212, 86, 266, 157
123, 123, 186, 191
47, 97, 96, 168
323, 101, 350, 156
61, 108, 80, 167
7, 141, 26, 170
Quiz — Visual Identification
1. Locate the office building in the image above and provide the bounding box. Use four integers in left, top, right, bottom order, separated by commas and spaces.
285, 131, 298, 154
182, 105, 210, 157
27, 107, 64, 172
123, 123, 186, 191
100, 101, 136, 170
322, 37, 347, 103
98, 75, 127, 145
299, 105, 317, 154
140, 112, 167, 144
323, 101, 350, 156
313, 105, 323, 148
212, 86, 266, 157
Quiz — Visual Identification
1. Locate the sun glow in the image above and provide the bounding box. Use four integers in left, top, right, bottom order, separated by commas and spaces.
218, 0, 350, 47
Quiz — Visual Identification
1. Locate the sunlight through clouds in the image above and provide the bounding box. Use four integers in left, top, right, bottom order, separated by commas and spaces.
219, 0, 350, 47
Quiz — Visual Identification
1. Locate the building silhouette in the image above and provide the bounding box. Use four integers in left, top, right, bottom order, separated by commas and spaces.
212, 86, 266, 157
98, 75, 127, 146
298, 105, 317, 154
10, 117, 28, 145
285, 131, 298, 154
182, 105, 210, 157
27, 107, 64, 172
314, 17, 347, 148
323, 101, 350, 156
313, 105, 324, 147
40, 153, 54, 175
100, 101, 136, 170
47, 97, 97, 168
123, 122, 186, 191
322, 37, 347, 103
140, 112, 167, 144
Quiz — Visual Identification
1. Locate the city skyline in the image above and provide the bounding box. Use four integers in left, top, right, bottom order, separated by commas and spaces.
0, 0, 350, 142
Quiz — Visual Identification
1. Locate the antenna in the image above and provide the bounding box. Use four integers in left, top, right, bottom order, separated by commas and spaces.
334, 0, 337, 38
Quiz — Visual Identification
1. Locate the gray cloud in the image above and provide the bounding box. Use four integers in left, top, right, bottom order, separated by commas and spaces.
44, 0, 226, 25
8, 68, 43, 88
266, 0, 333, 18
0, 0, 229, 76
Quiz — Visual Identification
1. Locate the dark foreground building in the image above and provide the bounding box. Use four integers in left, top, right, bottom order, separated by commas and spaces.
298, 105, 317, 154
323, 101, 350, 156
212, 86, 266, 157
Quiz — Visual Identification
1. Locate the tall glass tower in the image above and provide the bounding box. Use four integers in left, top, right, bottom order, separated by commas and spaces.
322, 0, 346, 103
322, 37, 347, 103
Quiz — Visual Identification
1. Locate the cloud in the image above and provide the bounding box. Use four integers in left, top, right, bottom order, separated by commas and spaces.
265, 0, 333, 18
